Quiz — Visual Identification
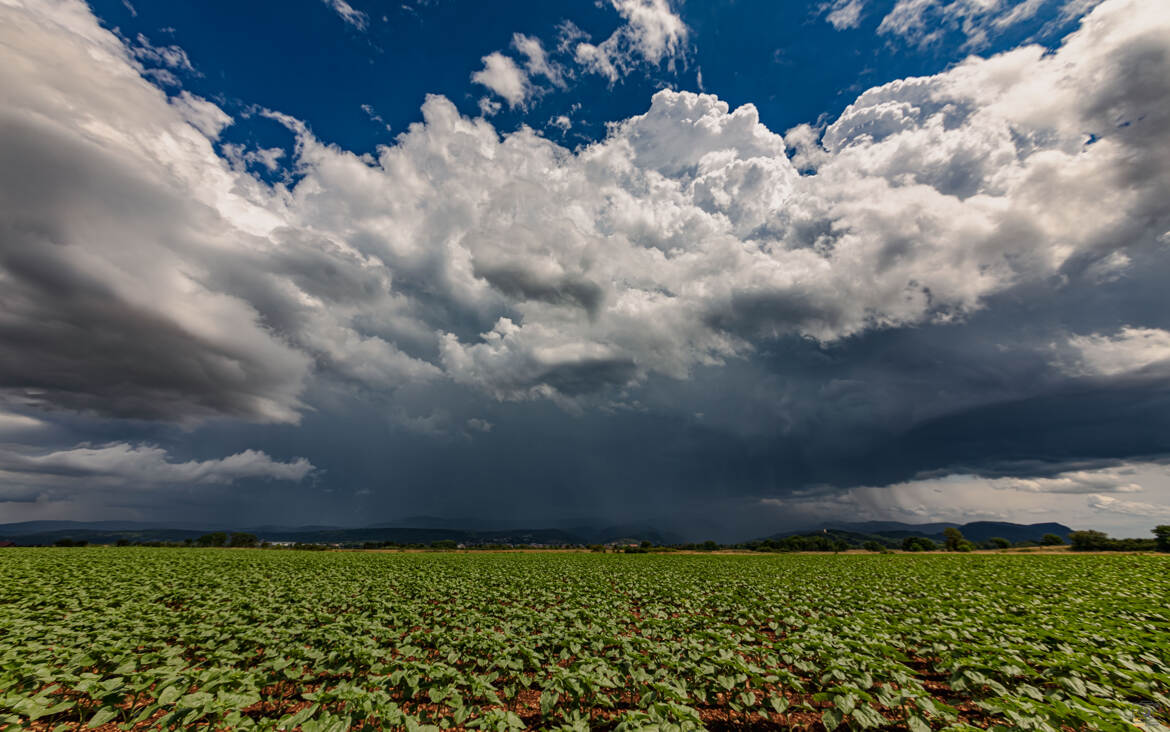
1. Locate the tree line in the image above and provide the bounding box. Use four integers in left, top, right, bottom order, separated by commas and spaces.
40, 525, 1170, 553
1068, 526, 1170, 552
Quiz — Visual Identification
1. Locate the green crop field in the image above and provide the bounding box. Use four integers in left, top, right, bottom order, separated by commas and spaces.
0, 550, 1167, 731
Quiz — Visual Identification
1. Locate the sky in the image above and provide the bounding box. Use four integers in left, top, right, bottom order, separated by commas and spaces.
1, 0, 1169, 541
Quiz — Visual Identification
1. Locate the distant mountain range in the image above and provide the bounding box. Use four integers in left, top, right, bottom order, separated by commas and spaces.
0, 520, 683, 547
0, 518, 1071, 547
762, 521, 1074, 545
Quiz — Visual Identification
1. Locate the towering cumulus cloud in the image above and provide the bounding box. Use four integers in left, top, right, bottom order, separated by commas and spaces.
1, 0, 1168, 424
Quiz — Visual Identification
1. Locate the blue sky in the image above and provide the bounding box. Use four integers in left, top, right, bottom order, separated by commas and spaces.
91, 0, 1088, 166
2, 0, 1170, 540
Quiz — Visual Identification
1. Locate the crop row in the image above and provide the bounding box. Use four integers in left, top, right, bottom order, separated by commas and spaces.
0, 550, 1167, 730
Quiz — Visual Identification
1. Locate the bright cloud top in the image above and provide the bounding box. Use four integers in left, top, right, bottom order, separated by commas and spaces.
1, 0, 1168, 429
1064, 327, 1170, 377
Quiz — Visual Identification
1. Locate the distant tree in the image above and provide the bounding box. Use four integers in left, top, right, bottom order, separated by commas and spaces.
862, 541, 884, 552
114, 538, 131, 547
292, 542, 328, 551
700, 540, 719, 551
901, 536, 936, 552
1069, 530, 1110, 551
229, 532, 258, 548
640, 540, 652, 549
988, 537, 1011, 549
430, 540, 458, 550
1041, 533, 1065, 546
943, 527, 966, 552
1154, 526, 1170, 553
196, 532, 228, 547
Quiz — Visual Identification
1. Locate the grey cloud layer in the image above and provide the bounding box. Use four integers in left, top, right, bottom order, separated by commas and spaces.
757, 460, 1170, 533
0, 442, 313, 503
2, 0, 1168, 429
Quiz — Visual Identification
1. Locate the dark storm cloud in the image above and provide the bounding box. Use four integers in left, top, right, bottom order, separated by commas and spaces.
703, 289, 854, 341
0, 114, 310, 423
885, 381, 1170, 478
473, 264, 605, 317
538, 357, 639, 396
0, 4, 442, 423
600, 246, 1170, 520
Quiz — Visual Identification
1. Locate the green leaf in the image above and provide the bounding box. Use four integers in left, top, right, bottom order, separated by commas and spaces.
907, 715, 932, 732
278, 704, 319, 729
86, 706, 119, 728
834, 693, 857, 716
851, 705, 885, 729
540, 691, 559, 717
1059, 676, 1087, 697
156, 686, 182, 706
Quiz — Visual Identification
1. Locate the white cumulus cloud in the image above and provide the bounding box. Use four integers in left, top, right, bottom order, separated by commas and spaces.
471, 36, 563, 110
471, 52, 530, 108
1, 0, 1168, 422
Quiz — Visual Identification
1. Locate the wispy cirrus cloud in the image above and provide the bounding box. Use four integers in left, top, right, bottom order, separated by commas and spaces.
821, 0, 867, 30
321, 0, 367, 30
575, 0, 689, 82
876, 0, 1101, 49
